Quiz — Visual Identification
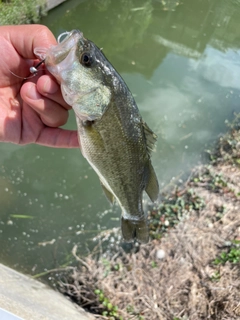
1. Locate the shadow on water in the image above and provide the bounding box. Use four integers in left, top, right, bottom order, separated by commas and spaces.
1, 0, 240, 277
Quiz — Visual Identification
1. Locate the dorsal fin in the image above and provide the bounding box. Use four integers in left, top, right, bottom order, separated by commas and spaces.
142, 121, 157, 155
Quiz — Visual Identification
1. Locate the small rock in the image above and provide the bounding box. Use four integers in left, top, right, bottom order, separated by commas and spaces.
156, 249, 165, 260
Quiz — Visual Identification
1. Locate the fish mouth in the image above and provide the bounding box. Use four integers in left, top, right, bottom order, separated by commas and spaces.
47, 30, 83, 66
34, 30, 83, 67
35, 30, 83, 85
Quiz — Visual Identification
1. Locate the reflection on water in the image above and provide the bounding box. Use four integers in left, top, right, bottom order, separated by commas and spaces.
1, 0, 240, 276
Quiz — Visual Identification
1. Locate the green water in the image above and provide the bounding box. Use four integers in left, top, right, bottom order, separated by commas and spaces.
1, 0, 240, 278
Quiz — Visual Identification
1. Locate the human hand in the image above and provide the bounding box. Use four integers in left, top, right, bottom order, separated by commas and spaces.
0, 24, 79, 148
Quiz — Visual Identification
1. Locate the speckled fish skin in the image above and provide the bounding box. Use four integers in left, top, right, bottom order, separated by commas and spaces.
43, 30, 159, 243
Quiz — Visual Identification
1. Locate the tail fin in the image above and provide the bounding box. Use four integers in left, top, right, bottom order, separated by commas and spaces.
121, 217, 149, 243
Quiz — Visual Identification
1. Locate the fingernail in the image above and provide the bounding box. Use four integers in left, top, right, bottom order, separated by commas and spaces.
43, 78, 59, 94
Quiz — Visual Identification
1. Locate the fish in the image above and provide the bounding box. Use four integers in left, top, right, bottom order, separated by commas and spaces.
34, 30, 159, 243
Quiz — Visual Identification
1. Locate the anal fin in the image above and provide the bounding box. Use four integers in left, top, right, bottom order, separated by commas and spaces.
145, 162, 159, 202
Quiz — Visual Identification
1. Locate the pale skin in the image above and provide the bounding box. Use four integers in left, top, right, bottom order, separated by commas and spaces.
0, 24, 79, 148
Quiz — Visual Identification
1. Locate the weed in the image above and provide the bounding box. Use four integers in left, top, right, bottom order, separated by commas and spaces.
101, 258, 122, 277
102, 258, 111, 277
149, 189, 205, 239
213, 240, 240, 265
95, 289, 123, 320
191, 167, 234, 196
151, 261, 157, 268
126, 305, 145, 319
210, 271, 221, 282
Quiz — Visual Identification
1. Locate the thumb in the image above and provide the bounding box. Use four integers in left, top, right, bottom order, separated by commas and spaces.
1, 24, 57, 59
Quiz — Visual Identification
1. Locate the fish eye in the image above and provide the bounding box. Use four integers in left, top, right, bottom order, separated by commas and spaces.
80, 52, 93, 67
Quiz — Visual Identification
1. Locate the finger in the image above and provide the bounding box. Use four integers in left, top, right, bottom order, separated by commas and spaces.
20, 82, 69, 127
1, 24, 56, 60
36, 127, 79, 148
36, 75, 71, 110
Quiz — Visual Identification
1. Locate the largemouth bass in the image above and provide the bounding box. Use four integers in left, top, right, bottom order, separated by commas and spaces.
35, 30, 159, 243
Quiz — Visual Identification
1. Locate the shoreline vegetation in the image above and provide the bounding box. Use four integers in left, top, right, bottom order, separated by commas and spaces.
0, 0, 47, 25
56, 120, 240, 320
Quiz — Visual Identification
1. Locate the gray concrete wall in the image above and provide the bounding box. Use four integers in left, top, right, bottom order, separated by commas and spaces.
0, 263, 95, 320
46, 0, 67, 11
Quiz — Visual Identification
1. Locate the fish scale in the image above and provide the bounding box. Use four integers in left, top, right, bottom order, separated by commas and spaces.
77, 99, 146, 213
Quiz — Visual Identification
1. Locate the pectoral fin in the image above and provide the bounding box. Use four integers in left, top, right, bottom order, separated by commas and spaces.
145, 162, 159, 202
100, 181, 115, 204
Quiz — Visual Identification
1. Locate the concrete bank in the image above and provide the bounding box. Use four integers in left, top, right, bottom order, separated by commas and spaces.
46, 0, 67, 11
0, 263, 95, 320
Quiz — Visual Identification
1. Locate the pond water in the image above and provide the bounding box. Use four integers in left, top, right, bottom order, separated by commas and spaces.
1, 0, 240, 279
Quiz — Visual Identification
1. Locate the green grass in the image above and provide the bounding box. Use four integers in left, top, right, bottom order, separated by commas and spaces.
0, 0, 46, 25
213, 240, 240, 265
